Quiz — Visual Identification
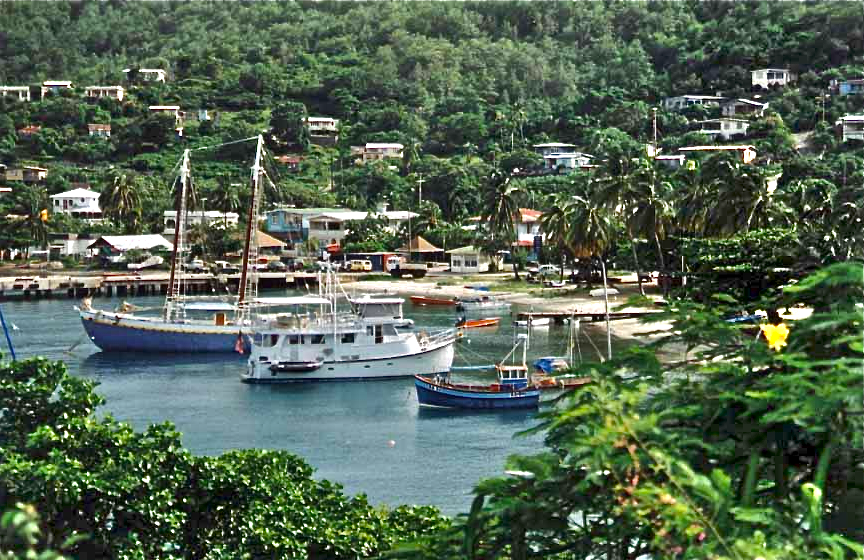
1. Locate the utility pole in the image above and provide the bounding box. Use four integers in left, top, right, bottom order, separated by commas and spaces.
820, 93, 828, 123
652, 107, 658, 155
416, 174, 425, 206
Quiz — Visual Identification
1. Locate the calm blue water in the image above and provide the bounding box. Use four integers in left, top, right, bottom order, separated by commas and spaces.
0, 292, 605, 515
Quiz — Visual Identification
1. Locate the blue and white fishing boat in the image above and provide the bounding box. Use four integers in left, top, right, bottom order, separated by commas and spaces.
414, 334, 540, 409
79, 136, 267, 353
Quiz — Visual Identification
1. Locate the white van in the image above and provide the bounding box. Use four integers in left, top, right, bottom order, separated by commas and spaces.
349, 259, 372, 272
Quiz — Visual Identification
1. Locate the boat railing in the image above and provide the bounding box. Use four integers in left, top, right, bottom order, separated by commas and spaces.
418, 328, 457, 349
256, 312, 363, 332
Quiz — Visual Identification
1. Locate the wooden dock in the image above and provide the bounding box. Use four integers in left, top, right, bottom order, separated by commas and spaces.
0, 272, 319, 300
515, 310, 660, 324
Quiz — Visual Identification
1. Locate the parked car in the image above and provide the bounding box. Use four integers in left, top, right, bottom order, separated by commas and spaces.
528, 264, 561, 279
348, 259, 373, 272
267, 260, 287, 271
186, 259, 207, 272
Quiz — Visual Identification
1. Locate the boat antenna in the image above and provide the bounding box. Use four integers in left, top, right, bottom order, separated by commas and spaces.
236, 135, 265, 322
164, 150, 191, 322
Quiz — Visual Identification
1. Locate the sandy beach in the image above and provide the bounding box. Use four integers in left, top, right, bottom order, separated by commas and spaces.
342, 276, 675, 344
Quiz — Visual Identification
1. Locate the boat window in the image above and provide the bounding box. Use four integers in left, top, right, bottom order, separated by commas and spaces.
310, 334, 325, 345
341, 333, 355, 344
288, 334, 303, 345
382, 324, 397, 337
262, 334, 279, 348
374, 325, 383, 344
367, 326, 374, 336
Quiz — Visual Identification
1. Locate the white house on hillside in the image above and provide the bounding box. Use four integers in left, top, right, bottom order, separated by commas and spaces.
88, 124, 112, 138
751, 68, 796, 89
50, 188, 102, 220
721, 98, 768, 117
679, 145, 757, 164
663, 95, 725, 111
533, 142, 577, 156
351, 143, 404, 164
123, 68, 167, 83
163, 210, 240, 235
85, 86, 125, 102
836, 115, 864, 143
693, 118, 751, 140
0, 86, 31, 101
543, 152, 595, 172
40, 80, 73, 99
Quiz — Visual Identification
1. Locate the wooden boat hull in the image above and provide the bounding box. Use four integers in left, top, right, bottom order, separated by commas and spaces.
414, 375, 540, 409
457, 317, 501, 329
410, 295, 457, 306
80, 309, 251, 353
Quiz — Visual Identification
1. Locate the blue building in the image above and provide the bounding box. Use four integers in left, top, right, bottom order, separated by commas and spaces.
839, 79, 864, 96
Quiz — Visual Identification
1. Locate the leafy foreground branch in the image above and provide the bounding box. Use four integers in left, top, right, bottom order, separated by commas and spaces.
385, 262, 863, 560
1, 264, 861, 560
0, 359, 448, 559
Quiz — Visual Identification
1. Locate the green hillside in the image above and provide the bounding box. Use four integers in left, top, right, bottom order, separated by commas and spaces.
0, 1, 862, 265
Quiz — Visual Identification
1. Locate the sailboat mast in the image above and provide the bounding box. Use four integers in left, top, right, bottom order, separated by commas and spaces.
164, 150, 191, 322
237, 135, 264, 321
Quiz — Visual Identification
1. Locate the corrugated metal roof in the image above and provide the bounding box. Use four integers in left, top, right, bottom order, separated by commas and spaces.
51, 188, 100, 199
88, 235, 173, 252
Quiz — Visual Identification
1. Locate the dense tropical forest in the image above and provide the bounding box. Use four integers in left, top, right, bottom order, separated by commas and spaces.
0, 1, 862, 270
0, 2, 862, 559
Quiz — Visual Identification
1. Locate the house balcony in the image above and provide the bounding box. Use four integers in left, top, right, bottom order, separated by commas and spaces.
842, 128, 864, 142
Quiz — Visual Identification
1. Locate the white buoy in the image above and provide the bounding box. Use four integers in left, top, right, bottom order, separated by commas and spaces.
387, 439, 396, 448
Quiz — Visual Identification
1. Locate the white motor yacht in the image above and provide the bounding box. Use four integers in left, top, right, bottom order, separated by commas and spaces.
242, 267, 455, 382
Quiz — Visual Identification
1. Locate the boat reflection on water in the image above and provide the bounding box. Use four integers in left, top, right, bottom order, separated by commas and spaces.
80, 351, 242, 377
415, 405, 537, 423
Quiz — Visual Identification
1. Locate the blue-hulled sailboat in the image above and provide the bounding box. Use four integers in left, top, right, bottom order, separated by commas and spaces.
414, 334, 540, 409
78, 136, 266, 353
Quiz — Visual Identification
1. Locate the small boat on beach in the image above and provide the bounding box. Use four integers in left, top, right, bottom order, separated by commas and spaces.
456, 296, 511, 313
414, 334, 540, 410
410, 295, 458, 306
455, 317, 501, 329
513, 317, 551, 327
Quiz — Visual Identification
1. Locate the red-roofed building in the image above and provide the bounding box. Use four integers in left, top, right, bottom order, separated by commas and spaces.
17, 125, 41, 138
274, 155, 303, 171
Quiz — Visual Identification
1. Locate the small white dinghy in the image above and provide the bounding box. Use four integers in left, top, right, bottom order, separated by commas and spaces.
513, 317, 551, 327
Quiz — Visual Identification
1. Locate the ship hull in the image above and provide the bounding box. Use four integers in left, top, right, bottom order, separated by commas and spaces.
80, 310, 250, 353
414, 376, 540, 409
243, 338, 454, 382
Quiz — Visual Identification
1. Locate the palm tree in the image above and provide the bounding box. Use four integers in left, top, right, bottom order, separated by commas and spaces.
627, 162, 675, 274
539, 189, 613, 288
100, 169, 144, 233
595, 157, 652, 294
693, 154, 789, 237
209, 175, 243, 226
481, 169, 523, 279
12, 185, 49, 257
567, 193, 614, 288
539, 193, 575, 282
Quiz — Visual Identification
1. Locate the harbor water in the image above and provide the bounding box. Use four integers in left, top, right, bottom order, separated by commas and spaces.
1, 292, 615, 515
